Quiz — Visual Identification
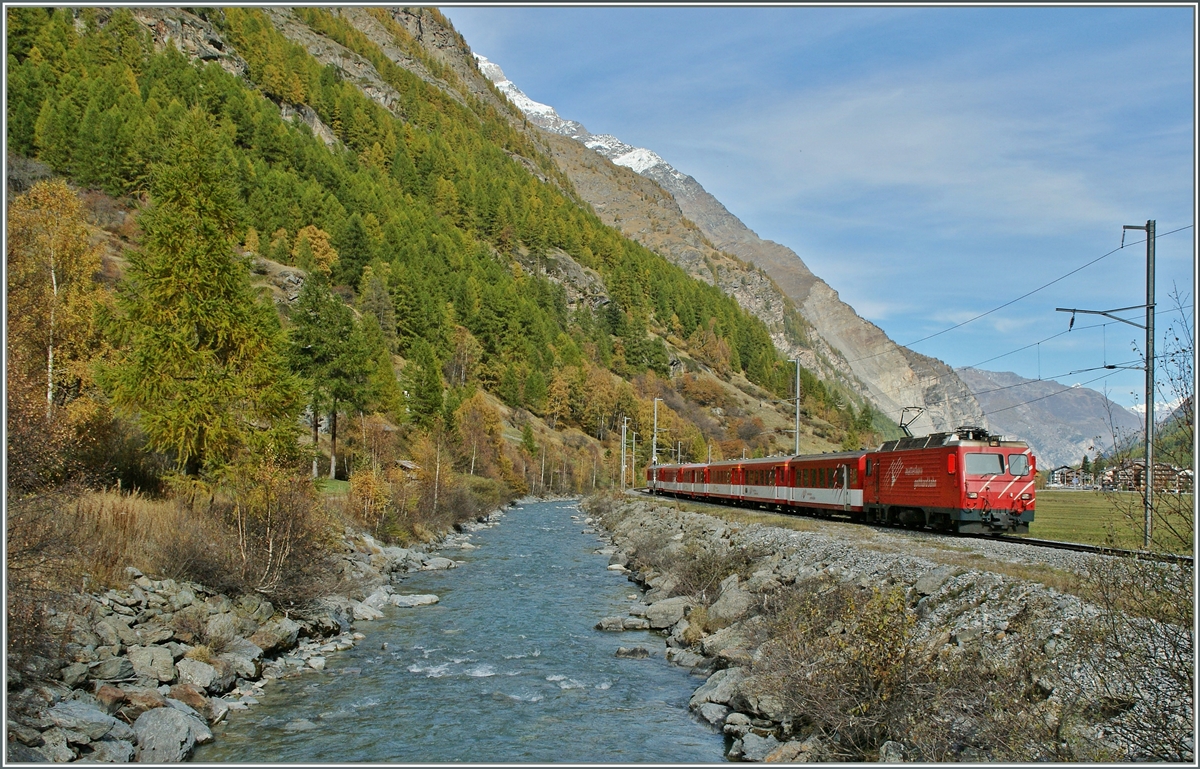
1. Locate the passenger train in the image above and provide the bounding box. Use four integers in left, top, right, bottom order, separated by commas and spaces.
645, 427, 1036, 534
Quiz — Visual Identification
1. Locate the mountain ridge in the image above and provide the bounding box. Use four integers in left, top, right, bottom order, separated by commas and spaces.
474, 52, 984, 436
956, 366, 1143, 469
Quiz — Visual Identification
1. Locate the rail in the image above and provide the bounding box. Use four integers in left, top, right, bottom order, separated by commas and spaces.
634, 487, 1193, 565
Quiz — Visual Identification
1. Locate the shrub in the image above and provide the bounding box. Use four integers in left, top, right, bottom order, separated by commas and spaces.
755, 578, 1067, 761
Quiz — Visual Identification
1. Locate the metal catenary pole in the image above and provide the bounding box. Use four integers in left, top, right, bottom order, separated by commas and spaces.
789, 358, 801, 455
620, 418, 628, 490
1055, 219, 1156, 548
1144, 219, 1155, 549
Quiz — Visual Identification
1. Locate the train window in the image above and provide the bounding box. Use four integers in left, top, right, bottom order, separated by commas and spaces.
865, 459, 872, 476
849, 467, 858, 485
965, 453, 1004, 476
1008, 454, 1030, 476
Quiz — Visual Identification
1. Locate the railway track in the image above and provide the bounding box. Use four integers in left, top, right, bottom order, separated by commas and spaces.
978, 533, 1194, 564
634, 488, 1194, 565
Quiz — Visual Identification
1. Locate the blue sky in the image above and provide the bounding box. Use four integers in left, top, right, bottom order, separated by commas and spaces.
442, 5, 1195, 412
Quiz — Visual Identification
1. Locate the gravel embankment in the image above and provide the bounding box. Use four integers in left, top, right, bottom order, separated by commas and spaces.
583, 493, 1193, 763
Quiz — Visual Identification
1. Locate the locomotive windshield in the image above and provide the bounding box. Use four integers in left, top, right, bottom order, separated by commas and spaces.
1008, 454, 1030, 476
965, 453, 1005, 476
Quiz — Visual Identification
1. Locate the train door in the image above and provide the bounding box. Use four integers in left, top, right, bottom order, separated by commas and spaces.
832, 464, 850, 511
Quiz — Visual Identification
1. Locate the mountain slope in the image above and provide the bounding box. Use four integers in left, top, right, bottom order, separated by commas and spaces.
475, 53, 984, 437
956, 367, 1143, 469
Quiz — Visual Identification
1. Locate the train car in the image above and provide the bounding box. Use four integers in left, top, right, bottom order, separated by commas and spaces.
863, 427, 1035, 533
649, 462, 708, 498
784, 451, 868, 516
644, 427, 1035, 535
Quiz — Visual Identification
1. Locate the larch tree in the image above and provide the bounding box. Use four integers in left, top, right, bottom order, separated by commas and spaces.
102, 107, 300, 477
288, 270, 350, 478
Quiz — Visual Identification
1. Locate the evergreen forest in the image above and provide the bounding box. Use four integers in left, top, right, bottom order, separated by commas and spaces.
6, 7, 877, 612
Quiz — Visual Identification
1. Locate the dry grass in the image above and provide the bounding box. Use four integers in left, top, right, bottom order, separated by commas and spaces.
71, 490, 216, 588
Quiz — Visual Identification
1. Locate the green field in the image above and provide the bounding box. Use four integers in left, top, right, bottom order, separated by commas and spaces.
317, 478, 351, 496
1027, 490, 1194, 554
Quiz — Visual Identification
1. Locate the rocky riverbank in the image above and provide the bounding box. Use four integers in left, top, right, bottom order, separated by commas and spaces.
583, 493, 1193, 763
5, 510, 505, 763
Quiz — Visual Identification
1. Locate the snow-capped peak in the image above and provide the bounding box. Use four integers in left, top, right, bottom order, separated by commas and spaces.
473, 53, 558, 119
475, 52, 673, 176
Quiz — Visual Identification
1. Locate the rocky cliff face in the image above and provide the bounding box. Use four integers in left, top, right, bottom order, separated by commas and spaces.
956, 367, 1143, 469
473, 53, 983, 435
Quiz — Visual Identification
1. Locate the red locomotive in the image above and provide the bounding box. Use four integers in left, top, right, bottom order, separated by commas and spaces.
646, 427, 1035, 534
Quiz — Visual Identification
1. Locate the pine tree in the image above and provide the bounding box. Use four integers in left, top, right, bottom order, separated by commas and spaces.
102, 108, 300, 476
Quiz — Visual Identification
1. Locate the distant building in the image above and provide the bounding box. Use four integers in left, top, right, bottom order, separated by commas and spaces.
1101, 459, 1193, 493
1049, 466, 1095, 489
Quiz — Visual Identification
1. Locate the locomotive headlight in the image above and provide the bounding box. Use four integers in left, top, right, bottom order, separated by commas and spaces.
1020, 493, 1032, 500
967, 492, 978, 499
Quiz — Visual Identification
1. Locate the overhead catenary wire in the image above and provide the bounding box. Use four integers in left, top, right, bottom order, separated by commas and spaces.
845, 224, 1194, 365
855, 303, 1193, 414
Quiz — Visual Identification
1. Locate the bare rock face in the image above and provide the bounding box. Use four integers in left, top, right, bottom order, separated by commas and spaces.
129, 8, 249, 79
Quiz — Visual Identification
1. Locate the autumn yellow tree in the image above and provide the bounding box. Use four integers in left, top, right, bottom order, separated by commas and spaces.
545, 369, 571, 430
292, 224, 338, 276
7, 178, 107, 422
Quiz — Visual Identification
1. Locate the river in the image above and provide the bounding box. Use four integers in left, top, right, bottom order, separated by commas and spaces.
191, 499, 727, 763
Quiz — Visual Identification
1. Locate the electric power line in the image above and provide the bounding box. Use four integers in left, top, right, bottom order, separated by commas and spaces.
857, 303, 1193, 410
846, 224, 1194, 365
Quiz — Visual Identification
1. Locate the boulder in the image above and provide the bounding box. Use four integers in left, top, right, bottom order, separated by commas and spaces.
360, 587, 393, 612
204, 612, 240, 644
708, 576, 754, 625
61, 661, 90, 687
219, 638, 264, 680
879, 740, 907, 762
351, 601, 384, 621
93, 684, 126, 714
87, 657, 135, 682
734, 733, 782, 762
645, 596, 694, 629
594, 616, 627, 632
689, 666, 747, 710
205, 657, 237, 694
622, 617, 650, 630
614, 646, 651, 659
421, 557, 457, 570
169, 587, 196, 612
117, 687, 168, 722
133, 707, 202, 762
32, 728, 76, 762
94, 617, 139, 647
665, 648, 706, 668
696, 702, 731, 727
389, 594, 439, 608
47, 700, 119, 740
167, 684, 209, 715
234, 593, 274, 624
84, 737, 135, 762
135, 621, 175, 645
128, 645, 176, 683
249, 617, 300, 655
701, 623, 753, 658
174, 659, 216, 691
914, 566, 955, 596
307, 596, 355, 634
730, 678, 789, 722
